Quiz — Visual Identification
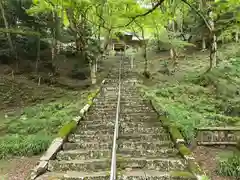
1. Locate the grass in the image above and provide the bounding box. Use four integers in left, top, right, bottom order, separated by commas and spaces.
0, 89, 91, 159
216, 151, 240, 177
138, 43, 240, 143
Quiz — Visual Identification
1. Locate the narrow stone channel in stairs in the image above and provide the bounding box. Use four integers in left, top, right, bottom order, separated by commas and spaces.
36, 56, 195, 179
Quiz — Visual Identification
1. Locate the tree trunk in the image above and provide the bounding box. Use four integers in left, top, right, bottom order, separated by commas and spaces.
90, 59, 97, 85
143, 44, 148, 74
201, 36, 206, 51
209, 11, 217, 69
0, 1, 14, 54
168, 20, 177, 65
35, 35, 40, 72
51, 11, 57, 62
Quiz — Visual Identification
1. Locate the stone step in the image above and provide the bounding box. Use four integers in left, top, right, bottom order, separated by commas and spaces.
92, 104, 149, 108
120, 121, 163, 128
95, 98, 142, 103
69, 132, 171, 143
68, 134, 112, 142
63, 142, 112, 150
87, 110, 116, 116
79, 120, 161, 127
93, 99, 145, 105
88, 107, 154, 114
118, 170, 196, 180
83, 115, 157, 123
74, 128, 114, 135
120, 96, 141, 99
93, 98, 118, 102
84, 114, 116, 122
48, 159, 111, 172
119, 126, 165, 134
63, 140, 173, 151
36, 170, 195, 180
119, 133, 171, 141
118, 140, 174, 150
86, 112, 157, 121
120, 113, 158, 121
121, 108, 155, 113
118, 147, 179, 158
78, 122, 114, 130
57, 149, 111, 160
35, 171, 110, 180
118, 157, 187, 171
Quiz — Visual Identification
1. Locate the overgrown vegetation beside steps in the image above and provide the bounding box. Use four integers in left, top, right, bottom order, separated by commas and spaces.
0, 89, 95, 159
140, 56, 240, 144
150, 101, 207, 180
216, 151, 240, 177
138, 45, 240, 179
29, 83, 103, 180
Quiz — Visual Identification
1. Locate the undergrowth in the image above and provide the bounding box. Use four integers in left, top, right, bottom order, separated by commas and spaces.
141, 47, 240, 143
0, 90, 90, 159
216, 151, 240, 177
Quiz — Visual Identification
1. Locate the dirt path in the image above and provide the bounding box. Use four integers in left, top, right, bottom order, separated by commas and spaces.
193, 146, 237, 180
0, 156, 39, 180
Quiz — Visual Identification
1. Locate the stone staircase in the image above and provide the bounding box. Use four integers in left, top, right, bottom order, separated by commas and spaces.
116, 59, 195, 179
35, 56, 196, 179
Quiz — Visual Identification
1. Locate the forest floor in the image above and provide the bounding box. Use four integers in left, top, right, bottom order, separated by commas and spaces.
136, 43, 240, 180
0, 55, 113, 179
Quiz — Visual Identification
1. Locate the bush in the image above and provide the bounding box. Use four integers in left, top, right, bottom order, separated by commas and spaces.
0, 134, 52, 159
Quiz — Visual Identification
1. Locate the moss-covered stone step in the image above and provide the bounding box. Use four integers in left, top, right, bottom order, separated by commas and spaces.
119, 126, 165, 134
79, 120, 114, 126
77, 123, 114, 131
93, 99, 142, 105
118, 140, 174, 150
84, 114, 116, 122
87, 111, 117, 118
118, 157, 187, 171
92, 100, 116, 105
63, 142, 112, 150
35, 171, 110, 180
90, 104, 117, 109
68, 134, 113, 143
74, 128, 114, 135
88, 108, 116, 114
121, 112, 158, 119
119, 133, 171, 141
121, 104, 152, 108
117, 148, 180, 158
48, 159, 111, 172
121, 108, 155, 113
57, 149, 111, 160
119, 121, 163, 129
94, 96, 118, 101
91, 106, 153, 113
118, 170, 196, 180
120, 101, 149, 106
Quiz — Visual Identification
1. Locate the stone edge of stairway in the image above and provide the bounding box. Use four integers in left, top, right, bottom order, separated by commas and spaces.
28, 79, 106, 180
141, 95, 208, 180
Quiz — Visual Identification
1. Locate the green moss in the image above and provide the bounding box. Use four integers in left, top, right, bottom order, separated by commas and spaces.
188, 159, 205, 175
169, 126, 184, 142
87, 89, 100, 104
170, 171, 195, 178
158, 115, 171, 127
58, 120, 78, 138
178, 144, 192, 156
